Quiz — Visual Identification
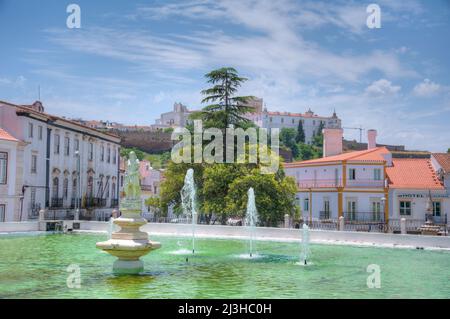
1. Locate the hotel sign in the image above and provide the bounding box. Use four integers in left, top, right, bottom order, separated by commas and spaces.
398, 193, 450, 199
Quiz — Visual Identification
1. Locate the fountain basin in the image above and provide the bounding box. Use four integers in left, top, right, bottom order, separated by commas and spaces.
96, 239, 161, 274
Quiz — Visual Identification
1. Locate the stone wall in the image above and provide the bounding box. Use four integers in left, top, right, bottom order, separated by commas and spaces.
114, 130, 174, 153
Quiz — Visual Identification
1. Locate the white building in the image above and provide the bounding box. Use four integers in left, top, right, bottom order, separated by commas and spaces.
152, 98, 340, 144
284, 128, 449, 229
153, 102, 192, 129
0, 100, 121, 221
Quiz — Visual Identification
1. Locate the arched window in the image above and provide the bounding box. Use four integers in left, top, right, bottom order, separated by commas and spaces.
72, 178, 77, 198
52, 177, 59, 199
87, 176, 93, 198
63, 178, 69, 199
111, 182, 116, 199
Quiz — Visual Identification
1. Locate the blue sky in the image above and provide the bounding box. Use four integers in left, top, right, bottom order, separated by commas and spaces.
0, 0, 449, 151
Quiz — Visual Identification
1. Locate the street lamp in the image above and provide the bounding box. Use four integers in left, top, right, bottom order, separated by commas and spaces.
75, 150, 81, 220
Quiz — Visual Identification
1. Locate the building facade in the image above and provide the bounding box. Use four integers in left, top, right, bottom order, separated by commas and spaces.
153, 102, 192, 129
0, 100, 121, 221
284, 128, 449, 228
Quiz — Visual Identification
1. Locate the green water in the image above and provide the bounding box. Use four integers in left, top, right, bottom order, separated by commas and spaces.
0, 233, 449, 298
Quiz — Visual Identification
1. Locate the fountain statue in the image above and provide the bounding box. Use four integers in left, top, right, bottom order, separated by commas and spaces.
245, 188, 258, 258
96, 151, 161, 274
299, 223, 310, 265
181, 168, 197, 254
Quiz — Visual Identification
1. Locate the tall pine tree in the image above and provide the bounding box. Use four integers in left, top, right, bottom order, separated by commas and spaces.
296, 120, 305, 143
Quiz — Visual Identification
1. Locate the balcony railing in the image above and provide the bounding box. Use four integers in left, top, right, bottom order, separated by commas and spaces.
297, 179, 342, 188
319, 211, 332, 220
70, 198, 81, 209
86, 197, 107, 208
344, 211, 384, 222
50, 198, 63, 208
111, 199, 119, 208
296, 179, 385, 188
141, 184, 153, 192
346, 179, 385, 187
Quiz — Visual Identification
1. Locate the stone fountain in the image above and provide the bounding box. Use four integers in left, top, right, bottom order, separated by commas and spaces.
96, 151, 161, 274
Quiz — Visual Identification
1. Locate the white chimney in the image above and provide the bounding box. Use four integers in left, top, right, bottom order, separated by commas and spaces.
323, 128, 343, 157
367, 129, 377, 150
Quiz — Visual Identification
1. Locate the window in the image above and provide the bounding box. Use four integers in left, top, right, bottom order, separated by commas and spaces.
313, 120, 315, 125
0, 152, 7, 184
112, 149, 117, 164
52, 177, 59, 199
107, 147, 111, 163
371, 201, 382, 221
63, 178, 69, 199
88, 142, 94, 161
64, 137, 70, 156
31, 155, 37, 173
323, 198, 330, 219
292, 119, 295, 124
0, 204, 5, 222
38, 126, 43, 140
399, 201, 411, 216
304, 198, 309, 212
87, 176, 94, 197
28, 122, 33, 138
281, 118, 284, 123
433, 202, 441, 217
347, 200, 357, 220
374, 169, 382, 180
349, 168, 356, 180
100, 145, 105, 161
74, 139, 79, 154
120, 175, 124, 187
106, 183, 110, 198
30, 188, 36, 210
72, 178, 78, 199
269, 117, 273, 123
54, 134, 60, 154
111, 183, 116, 199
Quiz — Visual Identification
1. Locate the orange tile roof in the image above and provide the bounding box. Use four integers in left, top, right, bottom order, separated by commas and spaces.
0, 127, 19, 142
284, 147, 390, 167
432, 153, 450, 174
386, 159, 444, 190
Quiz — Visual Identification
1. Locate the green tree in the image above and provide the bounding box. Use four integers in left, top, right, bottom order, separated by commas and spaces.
120, 147, 146, 160
190, 67, 255, 129
296, 120, 305, 143
280, 128, 299, 158
447, 148, 450, 153
202, 164, 250, 224
225, 170, 297, 227
145, 197, 162, 217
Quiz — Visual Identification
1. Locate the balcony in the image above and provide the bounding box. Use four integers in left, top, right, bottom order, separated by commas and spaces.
319, 211, 332, 220
50, 198, 63, 208
110, 199, 119, 208
86, 197, 107, 208
141, 184, 153, 192
297, 179, 342, 188
344, 211, 384, 222
70, 198, 81, 209
346, 179, 385, 188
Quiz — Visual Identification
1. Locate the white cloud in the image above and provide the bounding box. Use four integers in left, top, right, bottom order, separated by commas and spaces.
365, 79, 401, 96
0, 75, 26, 87
413, 79, 441, 97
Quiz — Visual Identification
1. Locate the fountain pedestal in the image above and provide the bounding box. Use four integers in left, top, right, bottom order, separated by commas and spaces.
96, 151, 161, 274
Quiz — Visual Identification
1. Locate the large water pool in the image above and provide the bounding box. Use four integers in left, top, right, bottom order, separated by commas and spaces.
0, 232, 449, 298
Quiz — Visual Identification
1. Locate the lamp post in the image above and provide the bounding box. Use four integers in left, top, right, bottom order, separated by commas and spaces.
381, 197, 386, 232
75, 150, 81, 220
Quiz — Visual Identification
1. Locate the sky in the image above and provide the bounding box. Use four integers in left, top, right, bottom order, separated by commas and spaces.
0, 0, 449, 151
